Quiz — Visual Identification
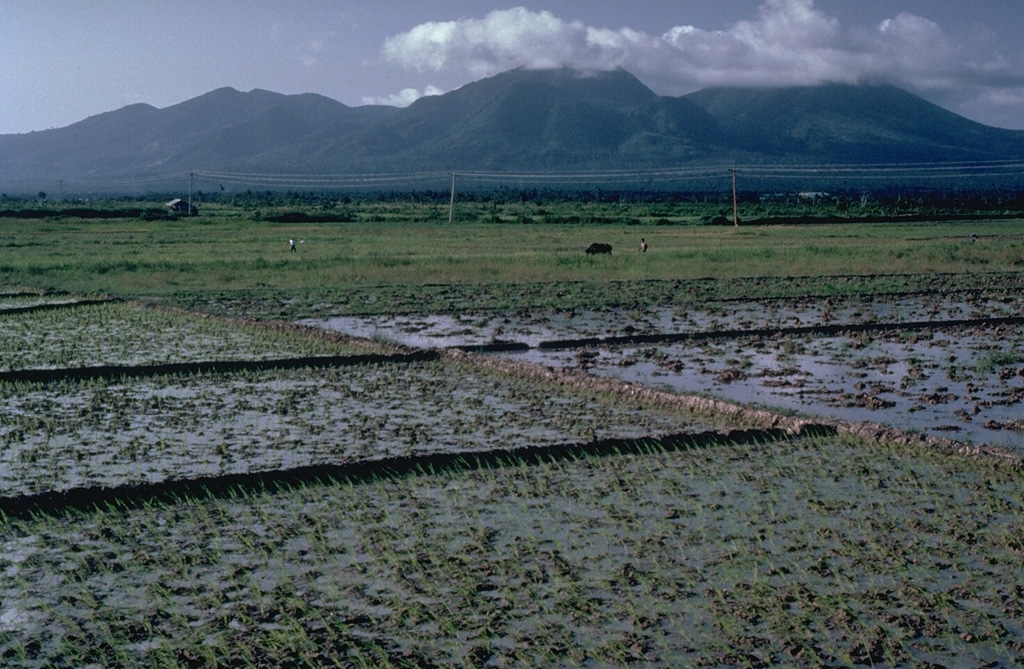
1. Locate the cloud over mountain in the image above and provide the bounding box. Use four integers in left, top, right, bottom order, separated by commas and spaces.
381, 0, 1024, 126
3, 66, 1024, 189
362, 85, 445, 108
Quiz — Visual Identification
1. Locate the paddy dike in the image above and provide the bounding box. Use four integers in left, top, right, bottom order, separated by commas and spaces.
302, 291, 1024, 453
4, 291, 1024, 667
3, 293, 1021, 519
0, 297, 115, 316
0, 426, 818, 519
0, 351, 439, 385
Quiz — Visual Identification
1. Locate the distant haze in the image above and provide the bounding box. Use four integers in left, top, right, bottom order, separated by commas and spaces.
2, 1, 1023, 135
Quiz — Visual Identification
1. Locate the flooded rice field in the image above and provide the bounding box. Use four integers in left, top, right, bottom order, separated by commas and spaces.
0, 302, 366, 371
2, 289, 1023, 666
0, 361, 712, 498
549, 327, 1024, 451
4, 434, 1023, 667
302, 292, 1024, 452
303, 292, 1022, 348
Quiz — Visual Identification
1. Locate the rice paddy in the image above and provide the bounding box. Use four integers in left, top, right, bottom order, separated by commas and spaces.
0, 360, 718, 497
2, 207, 1023, 666
0, 302, 371, 372
305, 291, 1024, 452
2, 433, 1022, 667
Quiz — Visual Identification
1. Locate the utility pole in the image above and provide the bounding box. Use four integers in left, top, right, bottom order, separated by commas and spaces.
188, 171, 194, 215
732, 166, 738, 227
448, 172, 456, 224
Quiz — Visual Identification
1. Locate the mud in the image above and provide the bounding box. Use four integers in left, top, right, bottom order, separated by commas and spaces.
0, 298, 109, 315
3, 290, 1024, 666
509, 325, 1024, 452
3, 432, 1022, 667
299, 292, 1022, 348
532, 315, 1024, 350
1, 359, 720, 499
0, 350, 437, 385
0, 427, 815, 519
444, 348, 1022, 466
303, 293, 1024, 453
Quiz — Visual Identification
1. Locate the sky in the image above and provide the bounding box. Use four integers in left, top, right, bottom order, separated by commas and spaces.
2, 0, 1023, 135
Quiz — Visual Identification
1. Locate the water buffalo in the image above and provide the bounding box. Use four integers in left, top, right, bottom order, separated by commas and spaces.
585, 242, 612, 255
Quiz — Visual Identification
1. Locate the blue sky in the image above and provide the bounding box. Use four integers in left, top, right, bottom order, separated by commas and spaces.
2, 0, 1023, 134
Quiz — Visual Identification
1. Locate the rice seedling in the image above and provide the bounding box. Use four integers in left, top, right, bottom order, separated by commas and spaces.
0, 360, 726, 498
1, 203, 1022, 666
1, 433, 1021, 666
0, 302, 368, 372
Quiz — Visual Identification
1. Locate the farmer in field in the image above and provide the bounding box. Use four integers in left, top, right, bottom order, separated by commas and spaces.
289, 238, 296, 252
640, 238, 648, 253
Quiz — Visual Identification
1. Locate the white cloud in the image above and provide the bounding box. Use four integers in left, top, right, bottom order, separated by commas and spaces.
383, 8, 599, 75
380, 0, 1024, 124
362, 85, 445, 107
382, 1, 862, 86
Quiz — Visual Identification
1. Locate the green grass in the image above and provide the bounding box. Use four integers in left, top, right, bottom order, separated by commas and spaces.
974, 350, 1024, 373
0, 203, 1021, 304
2, 199, 1023, 667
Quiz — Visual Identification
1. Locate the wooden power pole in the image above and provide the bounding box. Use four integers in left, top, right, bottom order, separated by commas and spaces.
448, 172, 456, 224
732, 166, 738, 227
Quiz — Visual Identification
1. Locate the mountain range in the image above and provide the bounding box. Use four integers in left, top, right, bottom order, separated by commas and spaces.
2, 67, 1023, 189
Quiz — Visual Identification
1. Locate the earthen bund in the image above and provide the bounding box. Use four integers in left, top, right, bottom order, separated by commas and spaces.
0, 351, 440, 385
0, 427, 834, 519
0, 298, 116, 316
456, 315, 1024, 352
3, 310, 1021, 519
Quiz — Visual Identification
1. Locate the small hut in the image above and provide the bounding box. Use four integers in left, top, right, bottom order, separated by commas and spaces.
165, 198, 197, 216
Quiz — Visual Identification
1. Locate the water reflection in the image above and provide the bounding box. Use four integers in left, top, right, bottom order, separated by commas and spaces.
303, 293, 1024, 452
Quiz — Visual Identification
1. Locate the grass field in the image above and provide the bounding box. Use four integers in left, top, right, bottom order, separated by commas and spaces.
1, 202, 1022, 306
2, 200, 1024, 666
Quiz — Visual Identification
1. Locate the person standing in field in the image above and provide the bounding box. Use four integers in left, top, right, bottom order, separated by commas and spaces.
289, 239, 296, 252
640, 238, 648, 253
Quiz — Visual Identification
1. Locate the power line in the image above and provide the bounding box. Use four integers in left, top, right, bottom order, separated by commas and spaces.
190, 160, 1024, 188
191, 170, 451, 189
4, 159, 1024, 195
